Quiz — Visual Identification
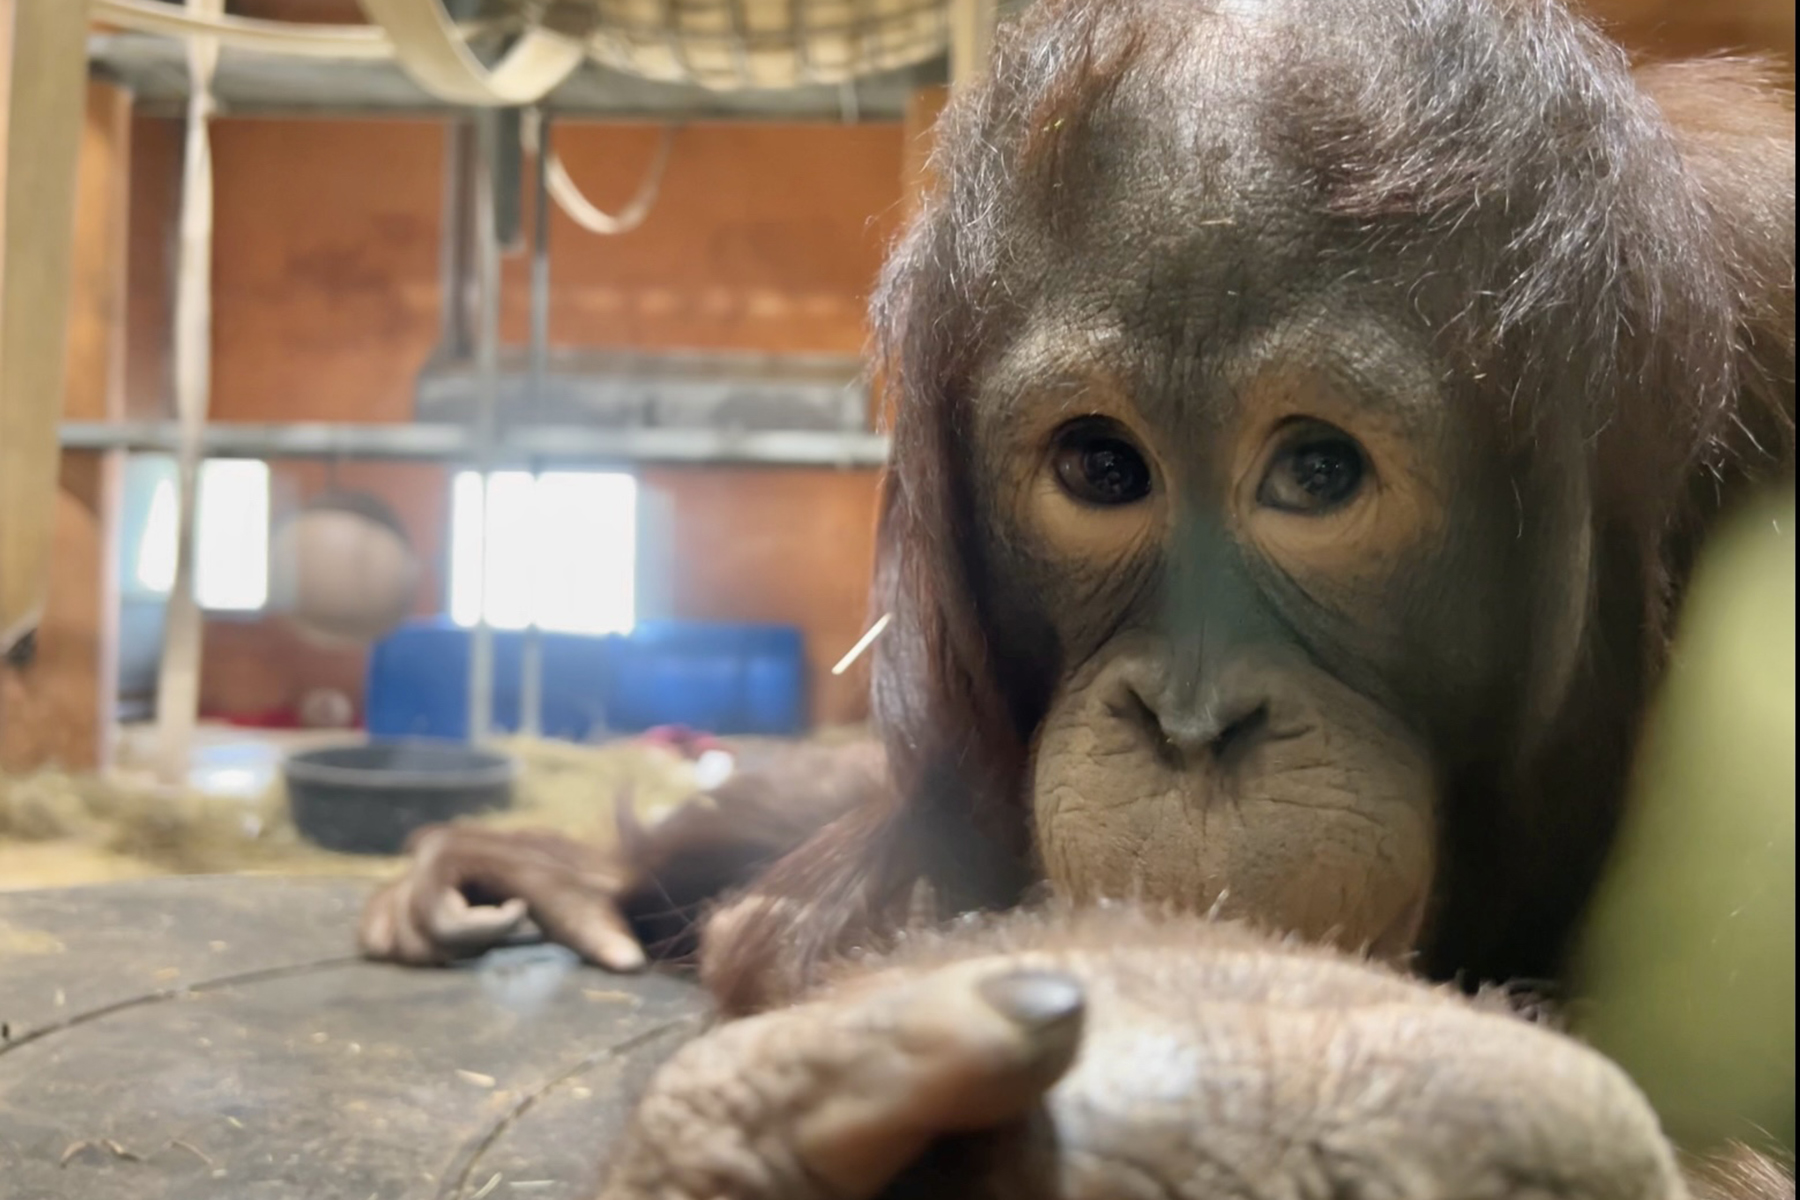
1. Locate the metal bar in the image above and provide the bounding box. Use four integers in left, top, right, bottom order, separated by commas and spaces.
518, 114, 553, 740
88, 34, 945, 122
467, 114, 503, 745
59, 422, 889, 467
437, 120, 476, 361
487, 107, 524, 252
528, 127, 553, 400
58, 421, 891, 466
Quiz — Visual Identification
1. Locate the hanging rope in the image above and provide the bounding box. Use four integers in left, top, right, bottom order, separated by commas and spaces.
94, 0, 413, 59
522, 109, 678, 237
96, 0, 953, 95
152, 0, 223, 786
356, 0, 585, 107
100, 0, 582, 106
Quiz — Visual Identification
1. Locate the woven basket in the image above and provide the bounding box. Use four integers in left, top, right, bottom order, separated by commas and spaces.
567, 0, 949, 90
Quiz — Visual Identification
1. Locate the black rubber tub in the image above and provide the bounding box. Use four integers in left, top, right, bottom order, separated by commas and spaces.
284, 740, 516, 856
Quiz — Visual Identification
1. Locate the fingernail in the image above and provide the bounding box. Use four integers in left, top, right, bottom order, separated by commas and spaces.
977, 969, 1085, 1033
598, 934, 647, 973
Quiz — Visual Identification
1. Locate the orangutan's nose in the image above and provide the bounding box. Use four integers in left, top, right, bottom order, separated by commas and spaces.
1120, 670, 1272, 769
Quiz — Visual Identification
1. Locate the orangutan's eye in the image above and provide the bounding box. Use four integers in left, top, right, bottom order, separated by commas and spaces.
1052, 418, 1154, 507
1258, 422, 1368, 515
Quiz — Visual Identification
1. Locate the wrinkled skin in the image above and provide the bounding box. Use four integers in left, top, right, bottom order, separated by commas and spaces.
359, 0, 1796, 1194
358, 738, 888, 967
601, 909, 1685, 1200
1032, 641, 1439, 959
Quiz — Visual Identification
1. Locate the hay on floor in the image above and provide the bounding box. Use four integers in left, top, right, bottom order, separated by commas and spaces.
0, 728, 865, 891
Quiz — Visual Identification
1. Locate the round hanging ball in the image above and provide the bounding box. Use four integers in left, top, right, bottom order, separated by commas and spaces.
269, 491, 421, 645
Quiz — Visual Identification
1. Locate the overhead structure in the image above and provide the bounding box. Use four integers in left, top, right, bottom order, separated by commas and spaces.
575, 0, 951, 91
355, 0, 589, 106
95, 0, 956, 103
29, 0, 1001, 764
74, 0, 964, 477
59, 420, 889, 467
85, 34, 940, 121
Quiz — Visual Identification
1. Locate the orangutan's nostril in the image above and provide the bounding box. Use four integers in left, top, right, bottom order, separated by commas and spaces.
1210, 703, 1271, 769
1118, 688, 1183, 768
1122, 681, 1271, 770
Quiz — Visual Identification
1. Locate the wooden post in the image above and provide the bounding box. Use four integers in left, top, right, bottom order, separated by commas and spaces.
0, 81, 134, 772
948, 0, 1000, 91
0, 0, 92, 656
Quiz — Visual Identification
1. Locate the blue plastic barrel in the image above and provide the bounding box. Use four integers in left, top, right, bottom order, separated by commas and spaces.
365, 618, 808, 740
742, 645, 807, 734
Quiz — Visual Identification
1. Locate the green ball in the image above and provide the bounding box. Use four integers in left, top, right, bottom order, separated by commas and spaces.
1576, 489, 1795, 1159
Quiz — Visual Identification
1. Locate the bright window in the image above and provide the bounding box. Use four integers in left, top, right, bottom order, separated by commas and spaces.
449, 470, 637, 635
133, 458, 271, 612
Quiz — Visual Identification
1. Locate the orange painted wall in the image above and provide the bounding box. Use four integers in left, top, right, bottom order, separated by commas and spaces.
1586, 0, 1794, 61
126, 116, 904, 728
125, 117, 177, 422
126, 1, 1788, 733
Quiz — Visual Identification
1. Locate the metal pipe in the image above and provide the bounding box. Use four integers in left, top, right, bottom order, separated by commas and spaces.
466, 112, 503, 745
436, 120, 475, 362
528, 117, 553, 414
518, 111, 552, 740
57, 420, 892, 465
89, 32, 943, 123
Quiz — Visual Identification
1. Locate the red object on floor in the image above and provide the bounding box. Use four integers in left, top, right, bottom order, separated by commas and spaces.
205, 707, 303, 730
202, 707, 365, 732
638, 724, 727, 759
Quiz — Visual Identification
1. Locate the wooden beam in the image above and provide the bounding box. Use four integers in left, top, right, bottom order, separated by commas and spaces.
949, 0, 1000, 91
1, 80, 133, 772
0, 0, 92, 656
